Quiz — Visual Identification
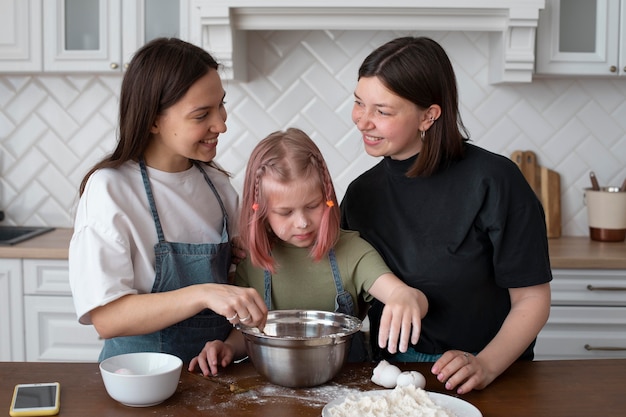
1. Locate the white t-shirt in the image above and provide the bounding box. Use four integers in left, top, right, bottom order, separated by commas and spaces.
69, 160, 239, 325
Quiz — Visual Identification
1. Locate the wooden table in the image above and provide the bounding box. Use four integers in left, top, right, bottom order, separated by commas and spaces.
1, 359, 624, 416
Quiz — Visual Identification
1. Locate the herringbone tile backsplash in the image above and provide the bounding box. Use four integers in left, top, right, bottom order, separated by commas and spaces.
1, 31, 626, 237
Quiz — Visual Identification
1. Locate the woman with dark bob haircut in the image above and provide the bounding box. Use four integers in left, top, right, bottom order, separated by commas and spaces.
341, 36, 552, 394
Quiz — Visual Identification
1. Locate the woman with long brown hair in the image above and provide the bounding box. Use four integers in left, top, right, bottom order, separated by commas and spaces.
69, 38, 267, 363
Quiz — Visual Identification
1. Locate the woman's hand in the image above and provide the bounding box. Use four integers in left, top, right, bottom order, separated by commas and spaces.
202, 284, 268, 330
431, 350, 494, 395
431, 283, 551, 394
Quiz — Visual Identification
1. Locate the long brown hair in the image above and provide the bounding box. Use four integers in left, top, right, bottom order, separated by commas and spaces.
358, 36, 469, 177
240, 128, 340, 273
79, 37, 222, 195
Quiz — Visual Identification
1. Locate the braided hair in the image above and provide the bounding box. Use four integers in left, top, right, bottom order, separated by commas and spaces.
240, 128, 340, 273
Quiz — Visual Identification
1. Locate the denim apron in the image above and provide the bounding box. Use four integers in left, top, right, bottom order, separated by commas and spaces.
99, 159, 233, 363
263, 248, 368, 361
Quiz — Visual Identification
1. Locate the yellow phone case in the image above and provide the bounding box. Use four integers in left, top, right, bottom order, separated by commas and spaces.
9, 382, 60, 417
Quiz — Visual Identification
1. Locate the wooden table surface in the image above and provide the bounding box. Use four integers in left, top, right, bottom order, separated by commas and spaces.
1, 359, 624, 416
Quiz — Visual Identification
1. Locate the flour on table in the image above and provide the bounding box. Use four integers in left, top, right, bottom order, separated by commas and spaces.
326, 385, 456, 417
182, 382, 364, 412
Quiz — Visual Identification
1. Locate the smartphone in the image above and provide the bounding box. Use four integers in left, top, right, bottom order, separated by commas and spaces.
9, 382, 60, 417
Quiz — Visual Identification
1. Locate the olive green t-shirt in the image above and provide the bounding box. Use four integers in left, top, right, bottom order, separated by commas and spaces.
235, 230, 391, 316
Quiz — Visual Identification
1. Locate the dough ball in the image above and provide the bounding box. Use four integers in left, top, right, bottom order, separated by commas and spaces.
371, 360, 401, 388
371, 359, 390, 385
396, 371, 426, 389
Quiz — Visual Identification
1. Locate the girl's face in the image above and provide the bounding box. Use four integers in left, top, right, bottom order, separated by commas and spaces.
263, 177, 325, 248
145, 69, 227, 172
352, 76, 429, 161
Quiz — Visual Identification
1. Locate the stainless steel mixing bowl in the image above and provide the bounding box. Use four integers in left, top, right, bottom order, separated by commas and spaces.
239, 310, 362, 388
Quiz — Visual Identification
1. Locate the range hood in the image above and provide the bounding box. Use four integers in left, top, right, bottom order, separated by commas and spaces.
190, 0, 545, 84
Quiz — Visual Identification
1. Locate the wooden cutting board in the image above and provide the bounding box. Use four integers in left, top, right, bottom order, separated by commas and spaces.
511, 150, 561, 238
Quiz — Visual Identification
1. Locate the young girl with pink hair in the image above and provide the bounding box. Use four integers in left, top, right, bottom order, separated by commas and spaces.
189, 128, 428, 376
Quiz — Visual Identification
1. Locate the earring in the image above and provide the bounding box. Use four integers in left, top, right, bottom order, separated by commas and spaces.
420, 130, 425, 141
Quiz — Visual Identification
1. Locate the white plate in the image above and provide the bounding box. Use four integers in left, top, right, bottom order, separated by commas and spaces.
322, 389, 482, 417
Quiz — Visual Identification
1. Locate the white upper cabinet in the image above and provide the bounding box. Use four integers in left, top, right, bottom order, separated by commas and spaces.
3, 0, 545, 81
44, 0, 122, 72
43, 0, 189, 72
0, 0, 42, 72
536, 0, 626, 76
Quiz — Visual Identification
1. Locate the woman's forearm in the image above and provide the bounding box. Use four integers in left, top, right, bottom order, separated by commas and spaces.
90, 285, 209, 338
476, 283, 551, 386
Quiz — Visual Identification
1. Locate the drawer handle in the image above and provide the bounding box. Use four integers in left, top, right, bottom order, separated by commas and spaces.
586, 285, 626, 292
584, 344, 626, 351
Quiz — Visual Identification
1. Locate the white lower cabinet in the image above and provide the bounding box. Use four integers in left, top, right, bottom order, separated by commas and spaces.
21, 259, 103, 362
7, 260, 626, 362
0, 259, 25, 361
23, 296, 103, 362
535, 269, 626, 360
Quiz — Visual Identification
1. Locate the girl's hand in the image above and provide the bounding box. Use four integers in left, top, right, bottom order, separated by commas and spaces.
367, 273, 429, 354
230, 236, 247, 264
188, 340, 235, 376
377, 286, 425, 353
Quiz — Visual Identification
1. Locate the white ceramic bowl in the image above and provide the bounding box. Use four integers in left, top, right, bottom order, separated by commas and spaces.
99, 352, 183, 407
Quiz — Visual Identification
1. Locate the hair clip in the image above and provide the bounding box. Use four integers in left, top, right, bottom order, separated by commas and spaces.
326, 200, 335, 207
252, 203, 259, 211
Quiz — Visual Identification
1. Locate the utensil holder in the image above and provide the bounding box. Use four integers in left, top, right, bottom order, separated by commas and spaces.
584, 187, 626, 242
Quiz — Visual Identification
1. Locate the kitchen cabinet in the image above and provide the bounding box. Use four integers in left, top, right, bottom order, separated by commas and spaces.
535, 269, 626, 360
44, 0, 190, 72
0, 258, 102, 362
0, 0, 42, 72
22, 259, 103, 361
0, 259, 25, 361
536, 0, 626, 76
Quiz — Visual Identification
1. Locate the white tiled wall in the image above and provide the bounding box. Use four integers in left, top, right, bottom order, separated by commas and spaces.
1, 30, 626, 236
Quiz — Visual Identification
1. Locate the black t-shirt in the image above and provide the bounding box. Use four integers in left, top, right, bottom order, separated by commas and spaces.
340, 143, 552, 360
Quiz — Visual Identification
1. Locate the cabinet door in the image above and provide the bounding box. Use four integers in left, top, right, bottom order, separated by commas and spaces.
43, 0, 187, 72
23, 259, 103, 362
122, 0, 186, 70
536, 0, 622, 75
23, 259, 72, 295
0, 259, 25, 361
550, 269, 626, 306
621, 0, 626, 74
535, 306, 626, 360
24, 296, 103, 362
44, 0, 123, 72
0, 0, 42, 72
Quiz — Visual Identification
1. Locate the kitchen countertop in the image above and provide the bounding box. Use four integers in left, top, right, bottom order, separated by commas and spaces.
0, 228, 624, 269
0, 227, 73, 259
1, 359, 624, 417
547, 236, 626, 269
